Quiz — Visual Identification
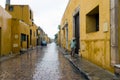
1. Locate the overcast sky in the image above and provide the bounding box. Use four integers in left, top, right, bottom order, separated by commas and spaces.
0, 0, 69, 39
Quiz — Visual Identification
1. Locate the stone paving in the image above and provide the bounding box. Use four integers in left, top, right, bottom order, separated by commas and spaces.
0, 43, 86, 80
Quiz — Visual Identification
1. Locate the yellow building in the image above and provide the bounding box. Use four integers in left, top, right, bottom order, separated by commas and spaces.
60, 0, 120, 72
6, 5, 33, 26
30, 23, 37, 48
61, 22, 69, 50
11, 19, 29, 53
0, 6, 12, 56
6, 5, 36, 52
58, 26, 61, 47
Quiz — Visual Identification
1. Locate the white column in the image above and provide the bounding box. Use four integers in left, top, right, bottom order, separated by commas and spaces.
110, 0, 119, 65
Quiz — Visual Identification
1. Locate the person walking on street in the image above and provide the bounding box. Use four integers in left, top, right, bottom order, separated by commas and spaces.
70, 37, 76, 57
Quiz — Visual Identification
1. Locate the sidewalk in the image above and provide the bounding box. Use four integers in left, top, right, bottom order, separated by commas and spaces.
0, 47, 38, 62
0, 53, 18, 62
58, 47, 115, 80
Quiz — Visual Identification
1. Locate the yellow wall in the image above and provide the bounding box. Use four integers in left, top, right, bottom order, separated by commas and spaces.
30, 24, 37, 47
6, 5, 37, 52
57, 30, 62, 47
81, 0, 111, 71
6, 5, 33, 25
11, 19, 29, 53
60, 0, 80, 50
63, 28, 66, 49
60, 28, 66, 49
0, 6, 12, 56
60, 29, 64, 47
60, 0, 113, 72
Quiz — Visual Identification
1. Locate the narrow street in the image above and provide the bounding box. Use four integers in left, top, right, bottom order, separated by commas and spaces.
0, 43, 86, 80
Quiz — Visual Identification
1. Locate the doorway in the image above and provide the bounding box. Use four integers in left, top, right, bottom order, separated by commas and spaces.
66, 25, 68, 50
74, 13, 80, 54
30, 29, 32, 45
27, 35, 29, 48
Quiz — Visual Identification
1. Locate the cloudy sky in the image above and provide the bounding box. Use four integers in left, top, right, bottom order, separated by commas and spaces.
0, 0, 69, 39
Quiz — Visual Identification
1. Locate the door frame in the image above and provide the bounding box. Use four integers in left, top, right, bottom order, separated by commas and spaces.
73, 7, 80, 54
27, 35, 29, 48
66, 25, 68, 50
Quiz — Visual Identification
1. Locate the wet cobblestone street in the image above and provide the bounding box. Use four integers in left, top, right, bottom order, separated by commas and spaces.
0, 43, 86, 80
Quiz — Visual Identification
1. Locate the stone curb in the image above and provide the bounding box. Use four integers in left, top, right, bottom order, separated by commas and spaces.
66, 57, 90, 80
0, 46, 39, 62
58, 46, 115, 80
0, 54, 18, 62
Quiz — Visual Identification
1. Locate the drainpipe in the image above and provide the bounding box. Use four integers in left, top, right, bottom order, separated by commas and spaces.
110, 0, 119, 65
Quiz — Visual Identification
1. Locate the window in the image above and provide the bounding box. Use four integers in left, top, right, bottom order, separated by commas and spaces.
9, 6, 14, 11
30, 10, 32, 19
86, 6, 99, 33
21, 34, 26, 41
30, 10, 33, 21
